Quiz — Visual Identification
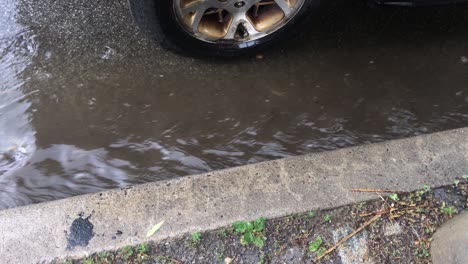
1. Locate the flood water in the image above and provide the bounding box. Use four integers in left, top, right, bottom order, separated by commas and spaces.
0, 0, 467, 210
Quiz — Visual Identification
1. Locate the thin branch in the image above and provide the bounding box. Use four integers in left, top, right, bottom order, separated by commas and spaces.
351, 188, 409, 194
314, 214, 381, 262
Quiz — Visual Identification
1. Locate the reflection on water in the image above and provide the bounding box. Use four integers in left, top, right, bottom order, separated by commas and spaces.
0, 0, 468, 209
0, 0, 37, 207
8, 144, 131, 206
0, 0, 132, 209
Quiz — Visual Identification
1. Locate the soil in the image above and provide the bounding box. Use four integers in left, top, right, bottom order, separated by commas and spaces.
56, 182, 468, 264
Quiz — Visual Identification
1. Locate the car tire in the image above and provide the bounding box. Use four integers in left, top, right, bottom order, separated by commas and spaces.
128, 0, 321, 57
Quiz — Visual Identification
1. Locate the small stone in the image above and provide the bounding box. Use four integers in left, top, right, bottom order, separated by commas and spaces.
224, 257, 233, 264
332, 226, 373, 264
383, 222, 402, 236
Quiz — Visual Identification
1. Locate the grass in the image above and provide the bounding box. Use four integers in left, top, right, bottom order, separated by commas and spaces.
121, 245, 134, 260
137, 243, 149, 255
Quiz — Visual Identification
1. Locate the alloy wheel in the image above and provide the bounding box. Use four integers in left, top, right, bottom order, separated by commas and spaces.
174, 0, 305, 42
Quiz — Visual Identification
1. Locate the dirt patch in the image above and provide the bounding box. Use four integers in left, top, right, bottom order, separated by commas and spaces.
56, 182, 467, 264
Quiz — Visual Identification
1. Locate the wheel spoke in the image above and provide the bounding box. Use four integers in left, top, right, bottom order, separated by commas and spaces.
181, 0, 206, 14
190, 7, 207, 32
224, 14, 260, 40
224, 14, 242, 39
242, 17, 260, 37
273, 0, 292, 16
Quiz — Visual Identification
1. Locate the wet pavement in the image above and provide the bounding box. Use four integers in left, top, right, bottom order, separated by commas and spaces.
0, 0, 467, 210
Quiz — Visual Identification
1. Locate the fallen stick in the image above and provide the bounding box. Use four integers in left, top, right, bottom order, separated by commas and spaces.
351, 188, 408, 194
358, 204, 429, 217
314, 214, 381, 262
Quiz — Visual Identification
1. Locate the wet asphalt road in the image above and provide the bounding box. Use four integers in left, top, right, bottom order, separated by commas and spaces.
0, 0, 467, 209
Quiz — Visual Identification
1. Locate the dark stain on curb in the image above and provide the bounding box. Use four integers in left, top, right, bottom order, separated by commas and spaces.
66, 213, 94, 250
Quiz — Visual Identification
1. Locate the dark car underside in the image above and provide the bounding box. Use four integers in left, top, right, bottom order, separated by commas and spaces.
129, 0, 468, 57
377, 0, 468, 5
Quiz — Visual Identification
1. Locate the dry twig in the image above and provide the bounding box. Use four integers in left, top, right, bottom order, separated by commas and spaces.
314, 214, 381, 262
351, 188, 408, 194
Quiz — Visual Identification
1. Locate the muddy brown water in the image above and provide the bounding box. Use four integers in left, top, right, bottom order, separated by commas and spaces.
0, 0, 467, 210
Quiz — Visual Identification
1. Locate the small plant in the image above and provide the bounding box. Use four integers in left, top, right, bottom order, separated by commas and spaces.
440, 203, 457, 217
217, 229, 228, 238
307, 211, 316, 218
121, 245, 134, 260
233, 217, 266, 248
308, 236, 323, 252
414, 245, 430, 258
323, 214, 332, 223
82, 259, 94, 264
413, 185, 432, 201
61, 260, 73, 264
137, 243, 149, 254
389, 193, 399, 201
454, 180, 460, 187
258, 253, 265, 264
463, 175, 468, 179
191, 231, 202, 244
316, 247, 326, 257
98, 252, 109, 259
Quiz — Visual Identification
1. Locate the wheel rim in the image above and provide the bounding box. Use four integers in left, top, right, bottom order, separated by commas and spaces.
173, 0, 305, 43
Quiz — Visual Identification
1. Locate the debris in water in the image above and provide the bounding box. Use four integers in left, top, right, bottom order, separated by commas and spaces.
461, 56, 468, 64
101, 46, 115, 60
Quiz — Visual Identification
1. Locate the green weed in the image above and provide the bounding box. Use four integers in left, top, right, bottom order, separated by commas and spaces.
308, 236, 323, 252
82, 259, 94, 264
191, 231, 202, 244
217, 229, 228, 238
389, 193, 399, 201
121, 245, 134, 260
440, 203, 457, 217
316, 247, 326, 257
233, 217, 266, 248
137, 243, 149, 254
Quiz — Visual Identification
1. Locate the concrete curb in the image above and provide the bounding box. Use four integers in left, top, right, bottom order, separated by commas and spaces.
431, 211, 468, 264
0, 128, 467, 263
